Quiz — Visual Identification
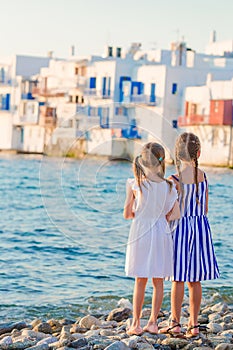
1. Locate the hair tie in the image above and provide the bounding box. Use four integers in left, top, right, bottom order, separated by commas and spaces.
158, 157, 163, 162
138, 155, 142, 158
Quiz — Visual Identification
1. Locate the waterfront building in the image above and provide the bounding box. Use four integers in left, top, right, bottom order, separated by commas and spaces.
0, 55, 50, 152
178, 76, 233, 166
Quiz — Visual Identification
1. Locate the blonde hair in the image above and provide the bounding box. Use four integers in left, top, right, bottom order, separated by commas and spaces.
175, 132, 201, 203
133, 142, 172, 191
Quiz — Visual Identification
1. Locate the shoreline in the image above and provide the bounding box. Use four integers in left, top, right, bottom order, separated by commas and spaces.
0, 295, 232, 350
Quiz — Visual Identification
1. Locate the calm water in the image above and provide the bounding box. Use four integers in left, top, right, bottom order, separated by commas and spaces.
0, 154, 232, 321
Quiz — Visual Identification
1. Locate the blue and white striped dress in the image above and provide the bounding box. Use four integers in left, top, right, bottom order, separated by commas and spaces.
171, 174, 220, 282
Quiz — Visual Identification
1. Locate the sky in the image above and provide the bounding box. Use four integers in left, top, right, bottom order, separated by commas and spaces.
1, 0, 233, 58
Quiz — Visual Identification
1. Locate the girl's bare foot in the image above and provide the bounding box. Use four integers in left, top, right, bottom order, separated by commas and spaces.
143, 322, 158, 334
126, 326, 144, 336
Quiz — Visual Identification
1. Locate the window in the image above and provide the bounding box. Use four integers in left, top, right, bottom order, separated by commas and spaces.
150, 83, 156, 103
172, 83, 178, 95
115, 106, 128, 116
20, 128, 24, 143
75, 67, 79, 75
89, 77, 96, 89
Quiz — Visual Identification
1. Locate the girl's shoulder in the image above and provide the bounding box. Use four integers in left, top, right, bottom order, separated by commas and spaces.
126, 178, 139, 190
168, 174, 180, 182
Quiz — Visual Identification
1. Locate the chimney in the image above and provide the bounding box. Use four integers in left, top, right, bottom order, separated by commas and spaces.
209, 30, 217, 43
47, 51, 53, 58
70, 45, 75, 56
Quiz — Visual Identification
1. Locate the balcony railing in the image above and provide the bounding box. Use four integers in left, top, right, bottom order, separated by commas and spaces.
76, 76, 87, 88
40, 106, 57, 117
39, 115, 57, 127
21, 93, 34, 100
122, 94, 157, 106
32, 87, 65, 97
178, 114, 210, 126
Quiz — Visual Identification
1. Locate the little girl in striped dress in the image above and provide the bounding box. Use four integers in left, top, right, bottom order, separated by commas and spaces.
160, 132, 219, 338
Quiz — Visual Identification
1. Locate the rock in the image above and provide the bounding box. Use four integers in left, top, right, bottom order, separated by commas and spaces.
33, 323, 52, 334
31, 319, 43, 328
100, 321, 118, 329
0, 322, 27, 336
220, 329, 233, 336
107, 308, 132, 322
215, 344, 233, 350
208, 313, 221, 322
47, 319, 62, 333
192, 348, 213, 350
137, 344, 154, 350
222, 314, 233, 324
79, 315, 101, 329
7, 339, 37, 349
211, 303, 229, 314
201, 306, 213, 315
59, 319, 76, 326
0, 336, 13, 348
70, 338, 88, 348
162, 337, 189, 349
25, 344, 49, 350
21, 330, 49, 341
99, 329, 116, 336
37, 337, 58, 345
117, 299, 133, 310
22, 329, 48, 341
104, 340, 130, 349
121, 337, 137, 348
207, 322, 223, 333
70, 325, 88, 334
198, 314, 209, 324
84, 329, 100, 337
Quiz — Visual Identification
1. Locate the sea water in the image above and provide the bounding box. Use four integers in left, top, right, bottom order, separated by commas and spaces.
0, 154, 232, 321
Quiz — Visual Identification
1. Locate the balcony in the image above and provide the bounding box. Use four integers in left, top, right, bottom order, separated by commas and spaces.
39, 115, 57, 128
128, 95, 156, 106
178, 114, 210, 126
21, 92, 34, 100
32, 87, 65, 98
76, 76, 87, 88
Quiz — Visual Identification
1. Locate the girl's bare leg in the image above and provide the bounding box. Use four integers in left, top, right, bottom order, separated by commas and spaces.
187, 281, 202, 328
127, 277, 148, 335
144, 278, 163, 333
171, 281, 184, 323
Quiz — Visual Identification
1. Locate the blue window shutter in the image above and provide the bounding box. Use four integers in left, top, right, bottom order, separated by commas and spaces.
139, 82, 144, 95
172, 83, 178, 94
107, 77, 111, 96
119, 76, 131, 102
150, 83, 156, 103
98, 106, 102, 117
90, 77, 96, 89
6, 94, 10, 110
102, 77, 106, 96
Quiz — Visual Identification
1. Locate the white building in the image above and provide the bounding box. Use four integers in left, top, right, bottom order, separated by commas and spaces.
0, 55, 50, 152
178, 77, 233, 166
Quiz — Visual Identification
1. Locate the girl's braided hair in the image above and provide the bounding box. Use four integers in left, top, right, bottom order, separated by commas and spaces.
175, 132, 201, 203
133, 142, 172, 191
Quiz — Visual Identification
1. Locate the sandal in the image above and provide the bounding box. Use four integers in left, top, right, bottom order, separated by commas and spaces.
159, 319, 183, 336
185, 325, 200, 338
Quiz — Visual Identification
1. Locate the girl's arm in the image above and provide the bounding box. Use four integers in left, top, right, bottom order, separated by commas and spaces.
123, 182, 135, 219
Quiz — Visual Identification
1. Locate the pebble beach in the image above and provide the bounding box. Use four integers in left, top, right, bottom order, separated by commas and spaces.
0, 297, 233, 350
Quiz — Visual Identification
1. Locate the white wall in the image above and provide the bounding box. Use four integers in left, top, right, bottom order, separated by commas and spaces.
0, 112, 13, 149
181, 125, 232, 166
21, 125, 45, 153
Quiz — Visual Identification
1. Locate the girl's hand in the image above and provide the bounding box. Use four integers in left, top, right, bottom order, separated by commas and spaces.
123, 181, 135, 219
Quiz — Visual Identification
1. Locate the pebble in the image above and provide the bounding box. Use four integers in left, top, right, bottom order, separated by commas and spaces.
79, 316, 101, 329
107, 308, 132, 322
0, 298, 231, 350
